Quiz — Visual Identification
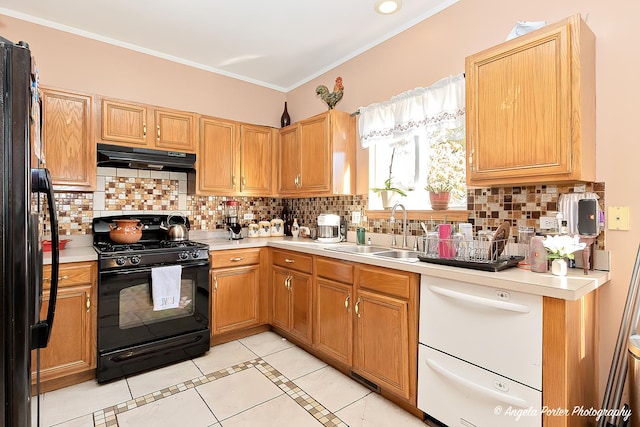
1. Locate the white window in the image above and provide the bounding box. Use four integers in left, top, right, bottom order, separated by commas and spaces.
359, 74, 467, 211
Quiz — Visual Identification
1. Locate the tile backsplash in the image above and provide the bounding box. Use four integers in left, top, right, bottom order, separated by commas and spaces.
53, 167, 605, 249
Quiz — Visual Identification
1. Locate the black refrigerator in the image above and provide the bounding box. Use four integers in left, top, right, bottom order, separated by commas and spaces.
0, 37, 60, 427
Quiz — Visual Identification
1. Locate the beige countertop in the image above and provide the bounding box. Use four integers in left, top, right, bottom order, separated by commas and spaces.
46, 233, 610, 301
198, 235, 610, 301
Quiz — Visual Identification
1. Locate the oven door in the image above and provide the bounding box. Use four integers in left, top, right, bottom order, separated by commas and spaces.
98, 261, 209, 353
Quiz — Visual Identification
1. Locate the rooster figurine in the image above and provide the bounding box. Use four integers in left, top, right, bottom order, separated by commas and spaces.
316, 77, 344, 110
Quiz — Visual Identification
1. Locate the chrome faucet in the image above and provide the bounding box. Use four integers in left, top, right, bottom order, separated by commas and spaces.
390, 203, 408, 248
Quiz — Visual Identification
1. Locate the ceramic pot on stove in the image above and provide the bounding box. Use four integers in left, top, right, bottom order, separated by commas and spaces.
109, 219, 143, 244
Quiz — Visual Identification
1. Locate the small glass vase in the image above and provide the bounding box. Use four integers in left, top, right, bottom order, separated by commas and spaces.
551, 258, 568, 276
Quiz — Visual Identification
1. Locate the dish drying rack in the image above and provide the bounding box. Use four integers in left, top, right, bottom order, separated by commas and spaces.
417, 236, 525, 272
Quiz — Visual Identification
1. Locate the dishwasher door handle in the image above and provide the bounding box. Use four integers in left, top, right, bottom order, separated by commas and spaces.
426, 358, 530, 408
428, 285, 530, 313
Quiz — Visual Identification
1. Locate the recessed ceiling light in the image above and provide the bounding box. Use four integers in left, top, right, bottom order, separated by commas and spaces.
375, 0, 402, 15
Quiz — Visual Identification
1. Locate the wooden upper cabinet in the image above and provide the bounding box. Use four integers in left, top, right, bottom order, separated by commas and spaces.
197, 116, 238, 195
465, 14, 595, 186
196, 117, 275, 196
278, 109, 356, 196
154, 108, 197, 152
100, 99, 196, 153
41, 88, 95, 191
298, 113, 331, 193
278, 125, 300, 194
239, 124, 276, 195
101, 99, 148, 146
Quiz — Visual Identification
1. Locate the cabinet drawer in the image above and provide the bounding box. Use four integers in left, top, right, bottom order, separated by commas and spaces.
272, 250, 312, 273
357, 265, 411, 299
420, 276, 542, 390
316, 257, 353, 284
211, 248, 261, 268
43, 262, 95, 289
418, 345, 541, 427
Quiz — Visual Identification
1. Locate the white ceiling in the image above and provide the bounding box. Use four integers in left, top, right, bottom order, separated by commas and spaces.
0, 0, 459, 92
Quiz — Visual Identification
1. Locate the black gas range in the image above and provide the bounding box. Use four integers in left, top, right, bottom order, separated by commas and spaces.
93, 214, 210, 270
92, 214, 211, 383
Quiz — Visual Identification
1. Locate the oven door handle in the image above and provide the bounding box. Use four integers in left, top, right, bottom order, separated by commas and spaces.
100, 261, 210, 277
428, 285, 531, 314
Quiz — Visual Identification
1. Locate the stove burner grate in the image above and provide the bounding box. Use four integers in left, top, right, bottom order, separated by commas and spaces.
160, 240, 201, 249
96, 242, 147, 253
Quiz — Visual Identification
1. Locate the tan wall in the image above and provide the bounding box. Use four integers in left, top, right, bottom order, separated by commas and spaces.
0, 14, 285, 126
2, 0, 639, 402
289, 0, 640, 401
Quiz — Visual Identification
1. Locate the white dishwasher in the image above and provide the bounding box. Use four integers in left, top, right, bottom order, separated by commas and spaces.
417, 275, 543, 427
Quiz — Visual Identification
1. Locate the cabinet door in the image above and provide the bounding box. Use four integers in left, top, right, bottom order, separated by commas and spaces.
298, 113, 330, 193
101, 99, 149, 146
42, 89, 95, 191
354, 289, 410, 400
278, 125, 300, 194
212, 265, 260, 335
272, 267, 290, 331
289, 272, 312, 344
240, 124, 274, 195
31, 284, 94, 383
154, 109, 196, 153
466, 20, 587, 185
315, 279, 352, 365
197, 117, 238, 195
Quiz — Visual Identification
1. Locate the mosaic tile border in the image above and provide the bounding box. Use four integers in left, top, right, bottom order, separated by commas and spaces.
92, 358, 347, 427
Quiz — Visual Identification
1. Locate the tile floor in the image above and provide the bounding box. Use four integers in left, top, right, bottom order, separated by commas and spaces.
32, 331, 430, 427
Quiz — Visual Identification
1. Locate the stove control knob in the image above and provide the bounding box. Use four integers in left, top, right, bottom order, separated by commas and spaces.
116, 257, 127, 266
130, 255, 141, 265
191, 251, 200, 258
179, 251, 189, 260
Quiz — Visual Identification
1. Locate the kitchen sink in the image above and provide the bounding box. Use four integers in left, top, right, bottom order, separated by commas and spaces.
326, 245, 389, 254
373, 250, 421, 261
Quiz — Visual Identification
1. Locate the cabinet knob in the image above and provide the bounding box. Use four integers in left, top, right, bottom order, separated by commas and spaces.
355, 297, 361, 318
230, 257, 244, 262
143, 123, 147, 137
345, 293, 350, 311
468, 149, 474, 172
85, 294, 91, 312
284, 275, 291, 290
156, 124, 161, 141
284, 258, 295, 263
213, 276, 218, 291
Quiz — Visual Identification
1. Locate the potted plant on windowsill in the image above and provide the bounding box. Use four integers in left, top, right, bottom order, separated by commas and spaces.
371, 147, 407, 209
424, 135, 466, 210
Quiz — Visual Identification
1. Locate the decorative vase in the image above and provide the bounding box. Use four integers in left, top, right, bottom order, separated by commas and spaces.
380, 190, 400, 210
551, 258, 568, 276
280, 102, 291, 128
429, 191, 450, 210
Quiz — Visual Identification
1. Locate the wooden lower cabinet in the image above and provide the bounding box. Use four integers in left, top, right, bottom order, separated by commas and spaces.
353, 264, 418, 403
271, 250, 313, 345
353, 288, 410, 399
31, 261, 96, 392
272, 266, 313, 344
210, 248, 266, 337
315, 279, 353, 365
314, 257, 354, 366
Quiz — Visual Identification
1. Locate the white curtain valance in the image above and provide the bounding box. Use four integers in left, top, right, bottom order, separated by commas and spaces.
358, 73, 466, 148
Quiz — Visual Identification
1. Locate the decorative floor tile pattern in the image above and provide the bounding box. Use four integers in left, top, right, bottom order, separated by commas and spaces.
92, 358, 346, 427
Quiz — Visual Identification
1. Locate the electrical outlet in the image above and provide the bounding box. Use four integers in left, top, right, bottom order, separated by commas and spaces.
351, 211, 361, 224
539, 216, 557, 230
243, 213, 254, 220
608, 206, 630, 230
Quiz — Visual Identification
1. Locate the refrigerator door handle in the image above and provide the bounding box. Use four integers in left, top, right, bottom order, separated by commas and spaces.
30, 168, 59, 349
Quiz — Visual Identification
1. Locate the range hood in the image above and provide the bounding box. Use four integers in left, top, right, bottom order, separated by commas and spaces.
97, 143, 196, 173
